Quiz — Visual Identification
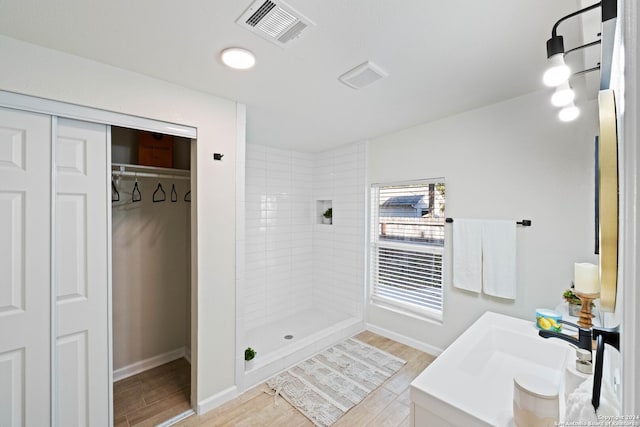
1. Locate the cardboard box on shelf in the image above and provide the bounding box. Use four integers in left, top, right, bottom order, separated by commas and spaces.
138, 132, 173, 168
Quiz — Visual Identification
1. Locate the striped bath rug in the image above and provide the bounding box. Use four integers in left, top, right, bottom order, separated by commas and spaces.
266, 337, 406, 427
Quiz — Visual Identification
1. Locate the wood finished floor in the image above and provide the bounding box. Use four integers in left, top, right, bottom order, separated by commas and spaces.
176, 331, 436, 427
114, 357, 191, 427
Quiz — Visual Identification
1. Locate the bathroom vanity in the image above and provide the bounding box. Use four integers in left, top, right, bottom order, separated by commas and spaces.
410, 311, 573, 426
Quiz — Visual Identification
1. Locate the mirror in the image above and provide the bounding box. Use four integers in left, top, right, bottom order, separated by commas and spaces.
598, 89, 618, 312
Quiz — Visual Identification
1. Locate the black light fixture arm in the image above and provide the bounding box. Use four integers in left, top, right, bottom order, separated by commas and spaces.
565, 39, 602, 57
571, 65, 601, 79
551, 2, 601, 38
546, 0, 619, 59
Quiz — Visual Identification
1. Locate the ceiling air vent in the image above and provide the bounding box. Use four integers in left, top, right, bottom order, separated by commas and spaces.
237, 0, 315, 47
338, 61, 388, 90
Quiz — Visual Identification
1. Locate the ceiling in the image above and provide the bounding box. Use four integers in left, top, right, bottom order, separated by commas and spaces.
0, 0, 596, 152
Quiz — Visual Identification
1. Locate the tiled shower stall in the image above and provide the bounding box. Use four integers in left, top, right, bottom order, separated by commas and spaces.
236, 141, 367, 388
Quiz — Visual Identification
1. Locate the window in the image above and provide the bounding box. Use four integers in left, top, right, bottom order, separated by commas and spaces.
370, 180, 445, 319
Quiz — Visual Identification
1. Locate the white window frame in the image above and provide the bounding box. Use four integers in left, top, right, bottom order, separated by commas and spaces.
369, 179, 445, 322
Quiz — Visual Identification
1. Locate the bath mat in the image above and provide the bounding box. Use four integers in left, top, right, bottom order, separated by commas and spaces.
266, 337, 406, 427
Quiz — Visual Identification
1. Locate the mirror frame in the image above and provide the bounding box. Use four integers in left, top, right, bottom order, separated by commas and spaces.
598, 89, 619, 312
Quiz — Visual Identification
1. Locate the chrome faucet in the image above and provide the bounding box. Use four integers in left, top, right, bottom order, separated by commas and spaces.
538, 319, 593, 352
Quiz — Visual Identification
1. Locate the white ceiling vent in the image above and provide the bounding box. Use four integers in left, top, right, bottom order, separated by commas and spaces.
236, 0, 315, 47
338, 61, 388, 90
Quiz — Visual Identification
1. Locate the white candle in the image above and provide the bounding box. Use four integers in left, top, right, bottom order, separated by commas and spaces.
574, 262, 600, 294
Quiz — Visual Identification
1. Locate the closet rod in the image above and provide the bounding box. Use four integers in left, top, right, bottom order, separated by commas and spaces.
112, 163, 190, 181
111, 170, 191, 181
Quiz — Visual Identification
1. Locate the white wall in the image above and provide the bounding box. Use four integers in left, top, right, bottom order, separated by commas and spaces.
313, 142, 367, 317
367, 90, 599, 352
243, 145, 314, 330
0, 35, 239, 407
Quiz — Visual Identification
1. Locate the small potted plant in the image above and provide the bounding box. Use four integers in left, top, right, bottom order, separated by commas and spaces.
322, 207, 332, 225
244, 347, 256, 370
563, 287, 582, 317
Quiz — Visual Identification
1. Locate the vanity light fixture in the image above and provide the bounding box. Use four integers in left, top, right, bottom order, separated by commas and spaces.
543, 0, 616, 121
543, 53, 570, 87
558, 102, 580, 122
551, 65, 601, 121
551, 81, 576, 107
221, 47, 256, 70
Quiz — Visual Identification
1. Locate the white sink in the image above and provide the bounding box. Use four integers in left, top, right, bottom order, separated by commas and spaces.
410, 311, 573, 426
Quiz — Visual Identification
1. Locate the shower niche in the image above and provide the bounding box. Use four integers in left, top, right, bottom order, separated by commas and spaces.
317, 200, 332, 225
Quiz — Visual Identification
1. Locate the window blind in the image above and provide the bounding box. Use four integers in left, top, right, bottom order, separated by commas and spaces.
370, 181, 445, 315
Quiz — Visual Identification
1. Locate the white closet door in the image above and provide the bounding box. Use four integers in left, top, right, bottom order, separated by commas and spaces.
55, 118, 109, 426
0, 107, 52, 426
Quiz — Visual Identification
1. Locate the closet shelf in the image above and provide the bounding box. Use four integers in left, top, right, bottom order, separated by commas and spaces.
112, 163, 190, 181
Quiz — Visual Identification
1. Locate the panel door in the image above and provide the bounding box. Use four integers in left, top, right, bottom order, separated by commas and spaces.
0, 106, 52, 426
55, 118, 109, 426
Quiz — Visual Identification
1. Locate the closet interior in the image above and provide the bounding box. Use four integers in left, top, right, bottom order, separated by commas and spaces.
110, 126, 193, 425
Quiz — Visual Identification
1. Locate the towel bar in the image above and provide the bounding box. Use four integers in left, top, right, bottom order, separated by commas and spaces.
445, 218, 532, 226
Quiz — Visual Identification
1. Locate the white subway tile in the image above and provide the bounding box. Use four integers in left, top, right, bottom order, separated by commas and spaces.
242, 142, 366, 330
266, 168, 292, 181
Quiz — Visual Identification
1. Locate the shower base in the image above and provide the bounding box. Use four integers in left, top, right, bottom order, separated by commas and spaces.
243, 308, 363, 389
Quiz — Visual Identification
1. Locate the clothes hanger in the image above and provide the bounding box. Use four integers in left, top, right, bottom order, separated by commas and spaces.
153, 182, 166, 203
112, 179, 120, 202
171, 184, 178, 202
184, 190, 191, 202
132, 176, 142, 202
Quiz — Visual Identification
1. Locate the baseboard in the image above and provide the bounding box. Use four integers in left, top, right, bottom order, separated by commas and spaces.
113, 347, 187, 382
197, 385, 238, 415
365, 323, 443, 356
184, 346, 191, 364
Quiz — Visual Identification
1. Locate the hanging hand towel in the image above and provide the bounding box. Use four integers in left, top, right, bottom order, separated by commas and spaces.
453, 219, 483, 293
481, 220, 516, 299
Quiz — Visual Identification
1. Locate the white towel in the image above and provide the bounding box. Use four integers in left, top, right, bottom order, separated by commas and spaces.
452, 219, 483, 293
481, 220, 516, 299
565, 376, 621, 422
565, 377, 599, 423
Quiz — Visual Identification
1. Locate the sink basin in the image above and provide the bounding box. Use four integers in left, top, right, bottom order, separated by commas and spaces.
410, 311, 573, 426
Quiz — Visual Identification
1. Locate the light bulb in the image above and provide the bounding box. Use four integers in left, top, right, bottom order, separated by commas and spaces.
221, 48, 256, 70
559, 103, 580, 122
551, 81, 575, 107
543, 54, 570, 87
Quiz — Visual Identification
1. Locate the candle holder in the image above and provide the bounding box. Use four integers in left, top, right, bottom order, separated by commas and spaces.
574, 291, 599, 329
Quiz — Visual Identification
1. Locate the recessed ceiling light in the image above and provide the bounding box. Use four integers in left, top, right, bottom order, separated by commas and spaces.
221, 48, 256, 70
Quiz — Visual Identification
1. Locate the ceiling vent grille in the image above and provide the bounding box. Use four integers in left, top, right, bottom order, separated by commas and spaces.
338, 61, 388, 90
246, 1, 276, 27
237, 0, 315, 47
